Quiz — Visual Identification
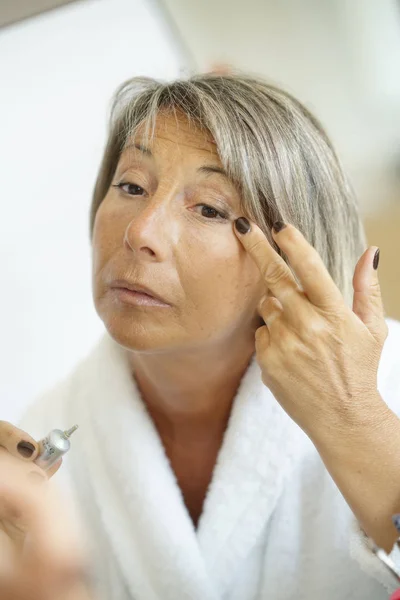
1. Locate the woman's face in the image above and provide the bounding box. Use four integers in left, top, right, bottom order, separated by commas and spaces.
92, 112, 266, 352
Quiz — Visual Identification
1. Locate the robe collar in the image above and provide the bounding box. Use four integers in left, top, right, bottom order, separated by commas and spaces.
69, 332, 304, 600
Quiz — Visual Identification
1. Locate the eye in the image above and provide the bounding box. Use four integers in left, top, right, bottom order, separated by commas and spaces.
112, 183, 229, 221
112, 182, 146, 196
196, 204, 229, 221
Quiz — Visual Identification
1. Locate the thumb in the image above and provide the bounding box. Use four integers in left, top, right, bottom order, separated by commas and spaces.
352, 246, 386, 341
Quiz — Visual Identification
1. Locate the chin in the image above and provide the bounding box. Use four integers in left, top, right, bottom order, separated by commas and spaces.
98, 306, 181, 354
102, 319, 155, 352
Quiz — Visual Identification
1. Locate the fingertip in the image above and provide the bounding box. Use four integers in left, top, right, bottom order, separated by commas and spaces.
0, 422, 39, 460
234, 217, 251, 235
16, 440, 39, 461
372, 247, 380, 271
272, 221, 287, 234
46, 458, 63, 479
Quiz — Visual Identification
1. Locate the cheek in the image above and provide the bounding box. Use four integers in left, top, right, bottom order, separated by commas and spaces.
178, 233, 258, 315
92, 203, 123, 270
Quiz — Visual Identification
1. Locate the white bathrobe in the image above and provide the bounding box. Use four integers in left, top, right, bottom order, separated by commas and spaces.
19, 317, 400, 600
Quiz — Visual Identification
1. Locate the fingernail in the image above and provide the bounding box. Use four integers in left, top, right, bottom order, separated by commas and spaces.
392, 513, 400, 533
272, 221, 286, 234
17, 441, 36, 458
28, 471, 46, 484
373, 248, 380, 270
235, 217, 251, 234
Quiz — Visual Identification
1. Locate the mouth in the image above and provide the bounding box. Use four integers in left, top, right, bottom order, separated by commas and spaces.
109, 280, 170, 307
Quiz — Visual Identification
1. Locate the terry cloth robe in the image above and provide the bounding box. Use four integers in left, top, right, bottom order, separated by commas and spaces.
19, 317, 400, 600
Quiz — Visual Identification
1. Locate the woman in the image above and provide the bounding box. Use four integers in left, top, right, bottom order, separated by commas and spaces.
2, 72, 400, 600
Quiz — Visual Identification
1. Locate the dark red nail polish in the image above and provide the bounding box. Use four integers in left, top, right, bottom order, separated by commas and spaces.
373, 248, 380, 270
272, 221, 286, 234
17, 441, 35, 458
235, 217, 251, 234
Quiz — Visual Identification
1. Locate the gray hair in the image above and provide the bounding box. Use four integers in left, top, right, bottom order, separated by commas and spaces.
90, 72, 367, 307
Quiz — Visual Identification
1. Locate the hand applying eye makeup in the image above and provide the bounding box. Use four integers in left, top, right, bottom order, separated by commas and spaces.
234, 216, 400, 554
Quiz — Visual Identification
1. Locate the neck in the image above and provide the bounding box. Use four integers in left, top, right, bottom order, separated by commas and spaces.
128, 336, 256, 444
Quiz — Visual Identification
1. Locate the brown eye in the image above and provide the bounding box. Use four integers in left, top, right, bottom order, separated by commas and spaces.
112, 182, 146, 196
197, 204, 229, 220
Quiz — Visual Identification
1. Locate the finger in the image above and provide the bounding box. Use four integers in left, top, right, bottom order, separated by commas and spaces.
0, 450, 53, 540
0, 452, 88, 600
270, 221, 344, 309
258, 295, 284, 329
61, 576, 95, 600
255, 323, 269, 355
0, 460, 87, 589
352, 246, 387, 343
0, 448, 47, 522
0, 447, 45, 483
45, 457, 63, 479
0, 421, 39, 461
234, 218, 302, 315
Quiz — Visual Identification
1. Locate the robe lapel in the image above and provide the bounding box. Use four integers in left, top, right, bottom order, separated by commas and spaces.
70, 334, 219, 600
197, 353, 304, 598
69, 333, 303, 600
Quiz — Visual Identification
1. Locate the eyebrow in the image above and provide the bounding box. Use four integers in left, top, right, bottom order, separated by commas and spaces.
124, 142, 152, 157
124, 143, 231, 181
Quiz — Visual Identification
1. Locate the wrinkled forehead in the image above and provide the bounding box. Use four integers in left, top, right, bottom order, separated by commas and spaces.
124, 110, 219, 159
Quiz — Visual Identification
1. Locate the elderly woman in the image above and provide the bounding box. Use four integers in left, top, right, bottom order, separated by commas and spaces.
2, 72, 400, 600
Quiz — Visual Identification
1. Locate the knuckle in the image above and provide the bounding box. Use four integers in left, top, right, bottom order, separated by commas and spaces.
262, 260, 286, 285
250, 238, 266, 254
279, 329, 298, 351
0, 421, 14, 440
262, 296, 281, 314
370, 279, 381, 293
268, 296, 282, 310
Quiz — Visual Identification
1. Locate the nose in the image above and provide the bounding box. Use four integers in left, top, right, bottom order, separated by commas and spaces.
123, 195, 176, 260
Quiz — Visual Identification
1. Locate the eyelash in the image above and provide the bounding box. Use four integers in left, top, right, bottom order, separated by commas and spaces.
112, 182, 230, 221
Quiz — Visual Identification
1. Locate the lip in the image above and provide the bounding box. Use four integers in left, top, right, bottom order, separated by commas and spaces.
110, 279, 170, 306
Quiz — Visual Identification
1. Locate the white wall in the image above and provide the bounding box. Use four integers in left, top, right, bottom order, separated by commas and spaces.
162, 0, 400, 211
0, 0, 188, 422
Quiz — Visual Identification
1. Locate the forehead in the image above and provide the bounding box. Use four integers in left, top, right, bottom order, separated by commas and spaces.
126, 111, 220, 159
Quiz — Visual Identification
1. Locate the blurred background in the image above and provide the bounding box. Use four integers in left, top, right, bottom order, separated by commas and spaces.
1, 0, 399, 422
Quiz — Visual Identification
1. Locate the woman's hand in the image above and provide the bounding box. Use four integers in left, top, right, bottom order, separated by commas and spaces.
234, 218, 400, 553
0, 422, 93, 599
234, 218, 387, 440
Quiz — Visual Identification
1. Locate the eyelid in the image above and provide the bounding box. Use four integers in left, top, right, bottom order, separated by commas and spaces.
203, 193, 233, 216
115, 163, 152, 184
115, 181, 146, 195
200, 183, 234, 205
115, 175, 151, 194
